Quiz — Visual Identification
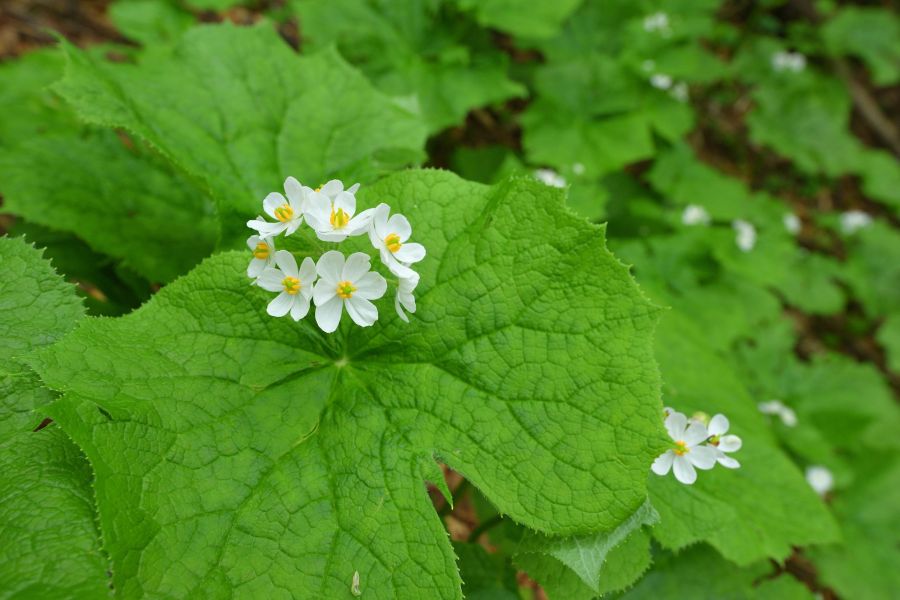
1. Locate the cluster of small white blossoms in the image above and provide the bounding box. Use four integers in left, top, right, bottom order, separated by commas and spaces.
758, 399, 798, 427
652, 407, 743, 485
771, 50, 807, 73
839, 210, 872, 234
682, 204, 711, 226
732, 219, 757, 252
246, 178, 425, 333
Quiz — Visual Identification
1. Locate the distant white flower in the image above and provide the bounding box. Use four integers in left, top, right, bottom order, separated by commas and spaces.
246, 232, 276, 280
368, 203, 426, 278
652, 411, 717, 485
395, 271, 420, 323
534, 169, 566, 188
733, 219, 757, 252
246, 176, 308, 238
839, 210, 872, 234
705, 414, 742, 469
572, 162, 586, 175
643, 12, 670, 34
670, 82, 689, 103
772, 51, 807, 73
758, 400, 798, 427
783, 213, 801, 235
304, 180, 374, 242
650, 73, 673, 90
682, 204, 711, 226
256, 251, 316, 321
312, 251, 387, 333
805, 465, 834, 497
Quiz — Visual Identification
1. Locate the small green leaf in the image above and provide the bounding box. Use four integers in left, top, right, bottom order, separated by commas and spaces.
455, 0, 583, 39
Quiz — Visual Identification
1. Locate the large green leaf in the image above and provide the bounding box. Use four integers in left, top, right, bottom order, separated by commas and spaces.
454, 0, 583, 39
0, 236, 108, 598
291, 0, 525, 133
822, 7, 900, 86
0, 130, 217, 283
28, 171, 665, 598
53, 24, 428, 247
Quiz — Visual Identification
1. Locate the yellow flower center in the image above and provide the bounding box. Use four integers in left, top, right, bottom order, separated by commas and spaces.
330, 207, 350, 229
673, 440, 689, 456
384, 233, 402, 253
336, 280, 357, 299
252, 241, 270, 260
282, 276, 301, 295
274, 204, 294, 223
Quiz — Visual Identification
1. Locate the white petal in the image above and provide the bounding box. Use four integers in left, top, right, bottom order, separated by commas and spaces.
321, 179, 344, 198
285, 218, 304, 236
683, 421, 709, 447
263, 192, 287, 220
299, 257, 317, 284
317, 231, 349, 243
246, 219, 285, 237
718, 434, 742, 453
651, 451, 674, 475
342, 252, 371, 282
354, 272, 387, 300
717, 456, 741, 469
304, 193, 331, 229
673, 456, 697, 484
387, 258, 418, 279
372, 203, 390, 237
386, 213, 412, 241
247, 235, 261, 250
257, 268, 285, 292
665, 412, 688, 441
347, 182, 360, 194
688, 446, 718, 470
267, 292, 294, 318
346, 208, 375, 235
393, 242, 425, 264
317, 251, 345, 283
780, 408, 798, 427
345, 296, 378, 327
313, 278, 337, 306
707, 414, 729, 437
315, 296, 344, 333
284, 176, 304, 206
247, 258, 266, 279
289, 295, 311, 321
395, 294, 410, 322
333, 191, 356, 216
274, 250, 298, 277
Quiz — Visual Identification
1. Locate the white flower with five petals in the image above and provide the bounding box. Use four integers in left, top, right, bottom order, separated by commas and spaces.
705, 414, 742, 469
246, 177, 308, 238
257, 251, 316, 321
368, 203, 426, 278
304, 180, 373, 242
246, 232, 276, 280
652, 411, 717, 484
313, 251, 387, 333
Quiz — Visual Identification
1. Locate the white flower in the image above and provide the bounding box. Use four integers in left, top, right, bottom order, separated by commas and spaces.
246, 232, 276, 280
312, 251, 387, 333
246, 176, 308, 238
650, 73, 673, 90
805, 465, 834, 497
572, 162, 585, 175
652, 411, 717, 485
395, 271, 420, 323
643, 12, 670, 34
256, 251, 316, 321
733, 219, 757, 252
304, 180, 373, 242
839, 210, 872, 234
783, 213, 801, 234
758, 400, 798, 427
368, 203, 426, 278
772, 51, 806, 73
682, 204, 711, 226
534, 168, 566, 188
670, 81, 689, 102
705, 414, 742, 469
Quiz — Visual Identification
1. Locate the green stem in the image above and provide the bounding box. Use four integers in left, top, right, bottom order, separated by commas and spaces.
467, 513, 503, 543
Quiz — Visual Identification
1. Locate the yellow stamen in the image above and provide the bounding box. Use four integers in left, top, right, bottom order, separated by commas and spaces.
282, 276, 301, 295
336, 280, 356, 299
330, 207, 350, 229
274, 204, 294, 223
673, 440, 689, 456
384, 233, 402, 253
252, 241, 270, 260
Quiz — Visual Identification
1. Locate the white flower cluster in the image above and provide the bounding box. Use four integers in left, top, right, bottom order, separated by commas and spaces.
772, 51, 807, 73
682, 204, 711, 226
649, 73, 689, 102
732, 219, 757, 252
246, 178, 425, 333
839, 210, 872, 234
758, 399, 798, 427
652, 408, 743, 485
643, 12, 671, 35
